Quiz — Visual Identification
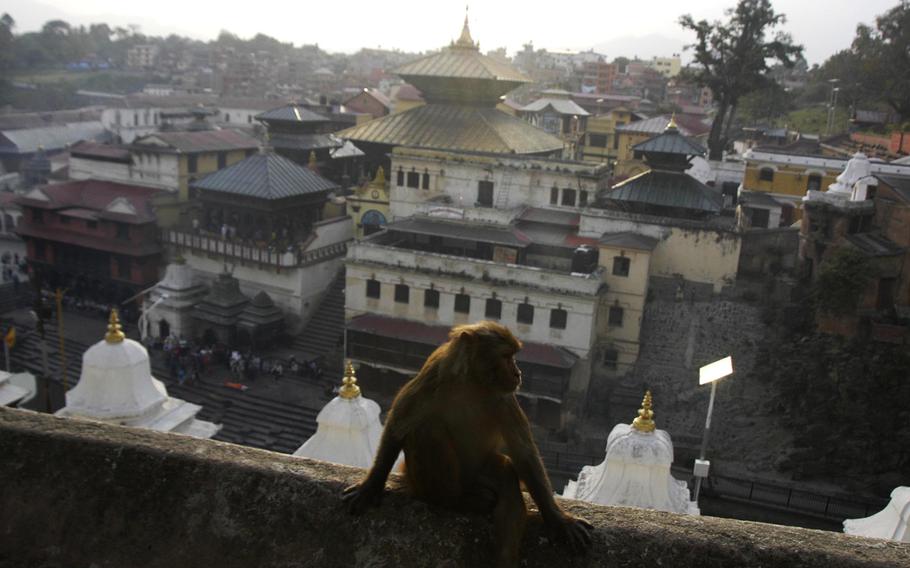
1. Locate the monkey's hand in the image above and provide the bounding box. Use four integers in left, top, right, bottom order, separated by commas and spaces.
342, 480, 384, 515
545, 512, 594, 553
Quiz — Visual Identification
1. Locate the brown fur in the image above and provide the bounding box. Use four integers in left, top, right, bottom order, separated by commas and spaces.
343, 321, 592, 568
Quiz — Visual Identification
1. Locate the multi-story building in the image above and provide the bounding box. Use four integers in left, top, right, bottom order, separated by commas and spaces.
16, 180, 165, 306
579, 107, 639, 165
127, 45, 159, 69
800, 153, 910, 340
581, 60, 618, 94
343, 89, 391, 120
647, 55, 681, 78
518, 90, 589, 159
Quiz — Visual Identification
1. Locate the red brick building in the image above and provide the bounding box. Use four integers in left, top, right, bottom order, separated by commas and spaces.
16, 179, 165, 305
343, 88, 391, 120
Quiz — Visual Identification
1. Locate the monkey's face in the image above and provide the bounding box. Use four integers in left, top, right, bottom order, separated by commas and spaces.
497, 352, 522, 392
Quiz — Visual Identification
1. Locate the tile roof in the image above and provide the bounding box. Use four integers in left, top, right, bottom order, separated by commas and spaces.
338, 103, 563, 155
16, 179, 164, 224
606, 170, 723, 213
0, 122, 108, 154
387, 216, 532, 247
348, 314, 578, 369
344, 89, 391, 109
69, 141, 131, 162
133, 129, 259, 154
192, 152, 338, 200
520, 97, 590, 116
599, 232, 659, 251
255, 105, 331, 123
17, 223, 162, 256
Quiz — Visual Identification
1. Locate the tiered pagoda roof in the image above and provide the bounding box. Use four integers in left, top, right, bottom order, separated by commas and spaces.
192, 152, 338, 200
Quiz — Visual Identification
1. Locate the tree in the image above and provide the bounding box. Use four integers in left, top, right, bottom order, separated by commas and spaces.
852, 1, 910, 121
0, 13, 14, 70
680, 0, 803, 160
812, 247, 869, 316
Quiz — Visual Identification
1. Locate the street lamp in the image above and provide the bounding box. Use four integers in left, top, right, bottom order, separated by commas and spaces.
692, 355, 734, 504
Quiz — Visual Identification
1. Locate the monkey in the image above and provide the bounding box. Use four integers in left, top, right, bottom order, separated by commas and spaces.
343, 321, 593, 567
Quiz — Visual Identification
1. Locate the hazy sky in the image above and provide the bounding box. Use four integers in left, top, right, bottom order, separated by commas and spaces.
4, 0, 898, 64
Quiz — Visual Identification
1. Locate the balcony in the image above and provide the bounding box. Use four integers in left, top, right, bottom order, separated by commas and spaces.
164, 230, 349, 269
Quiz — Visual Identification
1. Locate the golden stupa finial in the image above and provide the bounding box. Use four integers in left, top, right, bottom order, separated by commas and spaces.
631, 390, 656, 433
454, 5, 477, 50
338, 360, 361, 399
308, 150, 318, 169
371, 165, 386, 187
666, 113, 678, 132
105, 309, 125, 344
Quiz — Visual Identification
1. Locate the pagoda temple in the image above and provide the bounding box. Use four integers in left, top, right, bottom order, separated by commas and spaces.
337, 16, 563, 168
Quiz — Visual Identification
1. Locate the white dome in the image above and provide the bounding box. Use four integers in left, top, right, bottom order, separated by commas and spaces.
605, 423, 675, 466
64, 337, 166, 420
293, 395, 383, 468
160, 262, 196, 291
828, 152, 871, 196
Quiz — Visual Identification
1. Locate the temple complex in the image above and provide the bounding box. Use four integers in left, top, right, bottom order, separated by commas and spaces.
56, 310, 219, 438
562, 391, 698, 515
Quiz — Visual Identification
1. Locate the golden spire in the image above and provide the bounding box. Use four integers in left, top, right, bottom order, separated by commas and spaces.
631, 390, 656, 432
453, 7, 477, 50
105, 309, 125, 344
308, 150, 318, 170
371, 165, 386, 187
338, 360, 361, 399
666, 113, 678, 132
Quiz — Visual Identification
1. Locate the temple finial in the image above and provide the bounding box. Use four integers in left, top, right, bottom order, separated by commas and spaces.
666, 113, 679, 132
338, 360, 361, 399
631, 390, 656, 432
372, 166, 386, 186
105, 309, 125, 344
308, 150, 318, 170
454, 5, 477, 50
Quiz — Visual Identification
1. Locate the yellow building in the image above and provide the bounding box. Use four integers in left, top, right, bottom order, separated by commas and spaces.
614, 115, 699, 178
580, 107, 635, 165
347, 167, 391, 239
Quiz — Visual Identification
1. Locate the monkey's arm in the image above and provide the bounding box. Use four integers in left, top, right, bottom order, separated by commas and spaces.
342, 417, 403, 514
500, 397, 593, 552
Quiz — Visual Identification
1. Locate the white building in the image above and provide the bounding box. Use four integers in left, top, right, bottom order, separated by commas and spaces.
562, 391, 698, 515
56, 310, 219, 438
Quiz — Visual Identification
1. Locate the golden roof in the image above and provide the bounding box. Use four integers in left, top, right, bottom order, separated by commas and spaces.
337, 103, 563, 155
631, 390, 656, 433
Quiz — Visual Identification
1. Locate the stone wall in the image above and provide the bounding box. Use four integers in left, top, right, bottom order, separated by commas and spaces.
2, 408, 908, 568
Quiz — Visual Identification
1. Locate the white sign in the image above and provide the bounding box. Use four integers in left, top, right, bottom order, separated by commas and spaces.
699, 356, 733, 385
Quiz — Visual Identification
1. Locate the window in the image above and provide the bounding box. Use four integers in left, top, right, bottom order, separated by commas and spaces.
86, 220, 97, 230
561, 188, 576, 206
406, 171, 420, 188
32, 209, 43, 224
759, 167, 774, 182
424, 288, 440, 309
588, 133, 607, 147
115, 223, 129, 240
366, 279, 380, 299
224, 113, 231, 123
188, 155, 198, 173
247, 115, 253, 124
134, 114, 138, 126
217, 152, 227, 169
603, 348, 618, 370
517, 302, 534, 325
394, 284, 410, 304
579, 190, 588, 206
866, 185, 877, 201
454, 293, 471, 314
550, 308, 567, 329
396, 169, 404, 186
612, 256, 630, 277
751, 208, 770, 228
477, 180, 494, 207
421, 172, 430, 190
609, 305, 624, 327
485, 298, 502, 319
613, 131, 621, 150
550, 187, 559, 205
806, 174, 822, 192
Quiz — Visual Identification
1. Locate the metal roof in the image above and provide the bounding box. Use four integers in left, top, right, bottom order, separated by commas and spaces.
0, 121, 107, 154
192, 152, 338, 200
599, 232, 659, 251
607, 170, 723, 213
268, 133, 342, 152
386, 217, 531, 247
875, 174, 910, 203
133, 129, 259, 153
255, 105, 330, 123
519, 97, 589, 116
633, 128, 706, 156
337, 103, 563, 155
16, 179, 164, 224
518, 207, 580, 227
396, 43, 528, 85
617, 115, 693, 136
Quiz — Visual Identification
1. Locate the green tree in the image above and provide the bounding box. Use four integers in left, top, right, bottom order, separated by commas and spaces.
738, 81, 794, 124
812, 247, 870, 316
680, 0, 803, 160
853, 1, 910, 121
0, 13, 14, 70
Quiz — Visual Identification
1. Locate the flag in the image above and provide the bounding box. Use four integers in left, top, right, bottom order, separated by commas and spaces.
4, 327, 14, 349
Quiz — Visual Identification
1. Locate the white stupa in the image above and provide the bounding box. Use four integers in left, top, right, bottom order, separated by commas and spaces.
294, 361, 398, 469
562, 391, 699, 515
142, 257, 207, 342
844, 486, 910, 542
56, 310, 219, 439
804, 152, 878, 205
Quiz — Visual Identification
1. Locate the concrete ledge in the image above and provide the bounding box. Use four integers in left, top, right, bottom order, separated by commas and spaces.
1, 407, 908, 568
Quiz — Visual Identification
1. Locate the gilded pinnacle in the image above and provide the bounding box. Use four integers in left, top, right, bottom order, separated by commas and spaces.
453, 11, 477, 50
338, 360, 361, 399
105, 309, 125, 344
666, 113, 679, 132
371, 165, 386, 187
631, 390, 656, 432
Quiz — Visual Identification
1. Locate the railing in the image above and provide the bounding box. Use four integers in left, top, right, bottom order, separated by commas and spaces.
164, 230, 349, 269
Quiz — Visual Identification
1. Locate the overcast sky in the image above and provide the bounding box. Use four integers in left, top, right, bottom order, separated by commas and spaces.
3, 0, 898, 65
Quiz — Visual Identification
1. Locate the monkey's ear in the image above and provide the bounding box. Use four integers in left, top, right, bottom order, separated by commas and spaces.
457, 330, 476, 343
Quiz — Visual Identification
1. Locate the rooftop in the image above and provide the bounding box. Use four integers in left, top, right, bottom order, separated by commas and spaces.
606, 170, 723, 214
17, 179, 165, 224
255, 105, 331, 124
132, 129, 260, 154
192, 152, 338, 200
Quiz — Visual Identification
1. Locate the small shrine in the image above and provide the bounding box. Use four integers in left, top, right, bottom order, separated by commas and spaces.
562, 391, 698, 515
142, 257, 207, 342
294, 361, 396, 469
348, 166, 390, 238
192, 271, 250, 346
237, 291, 284, 348
56, 310, 219, 438
844, 486, 910, 542
804, 152, 878, 205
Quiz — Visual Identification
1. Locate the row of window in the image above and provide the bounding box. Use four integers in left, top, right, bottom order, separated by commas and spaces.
550, 187, 589, 207
757, 167, 824, 192
396, 169, 431, 190
366, 280, 570, 329
32, 210, 127, 237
